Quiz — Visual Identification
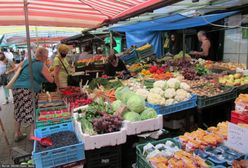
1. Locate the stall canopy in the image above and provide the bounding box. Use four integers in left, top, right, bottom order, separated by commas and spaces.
110, 11, 237, 57
0, 0, 173, 28
110, 11, 237, 32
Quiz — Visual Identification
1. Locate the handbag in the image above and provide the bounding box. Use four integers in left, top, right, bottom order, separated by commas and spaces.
0, 73, 8, 86
57, 57, 78, 86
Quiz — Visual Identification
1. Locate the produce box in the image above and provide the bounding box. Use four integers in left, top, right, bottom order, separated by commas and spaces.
194, 145, 244, 166
146, 95, 197, 116
136, 47, 153, 59
231, 111, 248, 124
75, 119, 126, 150
35, 106, 71, 128
120, 50, 139, 65
136, 138, 180, 168
32, 122, 85, 168
84, 145, 122, 168
197, 87, 238, 109
123, 115, 163, 135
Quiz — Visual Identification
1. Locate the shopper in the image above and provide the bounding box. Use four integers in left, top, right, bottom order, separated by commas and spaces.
2, 48, 14, 61
53, 44, 73, 89
0, 52, 16, 104
104, 54, 130, 79
191, 31, 212, 59
13, 47, 54, 142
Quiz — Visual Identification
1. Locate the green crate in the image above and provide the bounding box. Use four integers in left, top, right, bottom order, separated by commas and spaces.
136, 138, 179, 168
197, 87, 238, 109
35, 106, 71, 128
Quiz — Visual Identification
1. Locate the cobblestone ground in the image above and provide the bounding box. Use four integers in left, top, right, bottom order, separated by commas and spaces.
0, 87, 33, 164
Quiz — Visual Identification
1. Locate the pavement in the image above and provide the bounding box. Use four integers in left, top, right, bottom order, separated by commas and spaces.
0, 87, 33, 164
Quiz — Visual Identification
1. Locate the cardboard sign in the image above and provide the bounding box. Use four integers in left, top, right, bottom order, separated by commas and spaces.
226, 123, 248, 154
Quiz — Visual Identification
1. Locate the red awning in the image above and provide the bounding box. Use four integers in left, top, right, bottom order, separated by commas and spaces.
0, 0, 164, 28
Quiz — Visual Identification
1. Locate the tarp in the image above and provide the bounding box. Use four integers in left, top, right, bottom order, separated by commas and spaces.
126, 31, 162, 57
0, 0, 165, 28
110, 11, 237, 32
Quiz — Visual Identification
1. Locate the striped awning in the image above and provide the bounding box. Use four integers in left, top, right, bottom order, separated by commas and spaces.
0, 0, 164, 28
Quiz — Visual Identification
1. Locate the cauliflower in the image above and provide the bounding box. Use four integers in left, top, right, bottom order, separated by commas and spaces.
175, 89, 191, 102
150, 88, 164, 96
136, 88, 149, 100
167, 78, 180, 89
180, 82, 190, 91
164, 88, 176, 99
147, 93, 166, 105
165, 99, 175, 106
153, 80, 166, 89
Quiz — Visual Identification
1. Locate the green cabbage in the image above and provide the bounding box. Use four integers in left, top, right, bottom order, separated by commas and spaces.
123, 111, 141, 122
115, 87, 130, 100
127, 95, 145, 113
121, 90, 135, 104
112, 100, 122, 112
140, 108, 157, 120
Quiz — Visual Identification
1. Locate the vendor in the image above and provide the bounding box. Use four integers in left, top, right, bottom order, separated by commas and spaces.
167, 34, 180, 55
191, 31, 212, 59
104, 54, 130, 78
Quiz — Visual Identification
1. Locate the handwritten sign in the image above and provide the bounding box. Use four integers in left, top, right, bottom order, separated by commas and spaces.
225, 123, 248, 154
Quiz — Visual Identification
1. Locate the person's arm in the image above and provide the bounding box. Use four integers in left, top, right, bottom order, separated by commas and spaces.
42, 63, 54, 83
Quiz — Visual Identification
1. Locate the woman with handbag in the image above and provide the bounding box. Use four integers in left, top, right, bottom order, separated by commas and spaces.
53, 44, 74, 89
12, 47, 54, 142
0, 52, 16, 104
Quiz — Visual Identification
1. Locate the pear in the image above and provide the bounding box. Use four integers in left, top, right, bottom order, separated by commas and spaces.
234, 73, 242, 79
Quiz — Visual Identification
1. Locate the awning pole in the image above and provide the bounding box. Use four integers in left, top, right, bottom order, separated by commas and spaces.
110, 31, 113, 50
183, 30, 186, 58
24, 0, 36, 128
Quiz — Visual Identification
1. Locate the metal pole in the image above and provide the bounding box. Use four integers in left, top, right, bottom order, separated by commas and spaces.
183, 29, 186, 58
110, 31, 113, 50
24, 0, 36, 128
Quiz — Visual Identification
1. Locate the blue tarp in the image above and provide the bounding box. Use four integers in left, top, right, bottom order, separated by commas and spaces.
111, 11, 237, 58
110, 11, 237, 32
126, 31, 163, 57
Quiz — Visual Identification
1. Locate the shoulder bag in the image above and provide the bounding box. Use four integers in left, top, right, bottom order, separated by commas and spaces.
57, 57, 77, 86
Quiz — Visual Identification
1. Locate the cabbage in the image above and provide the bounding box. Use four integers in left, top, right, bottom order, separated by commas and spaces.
163, 81, 169, 90
127, 95, 145, 113
121, 90, 135, 104
112, 100, 122, 112
115, 87, 129, 100
140, 108, 157, 120
123, 111, 141, 122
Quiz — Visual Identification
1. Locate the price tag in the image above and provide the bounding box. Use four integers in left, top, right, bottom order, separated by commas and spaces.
225, 123, 248, 154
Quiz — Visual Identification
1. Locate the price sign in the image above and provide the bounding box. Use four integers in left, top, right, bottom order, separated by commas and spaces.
226, 123, 248, 154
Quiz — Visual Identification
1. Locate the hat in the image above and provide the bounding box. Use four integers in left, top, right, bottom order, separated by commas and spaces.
58, 44, 69, 53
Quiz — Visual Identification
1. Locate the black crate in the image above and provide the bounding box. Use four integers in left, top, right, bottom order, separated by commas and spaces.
13, 154, 32, 165
85, 145, 122, 168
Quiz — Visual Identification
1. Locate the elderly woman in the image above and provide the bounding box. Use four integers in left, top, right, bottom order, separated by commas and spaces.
13, 47, 54, 142
53, 44, 73, 89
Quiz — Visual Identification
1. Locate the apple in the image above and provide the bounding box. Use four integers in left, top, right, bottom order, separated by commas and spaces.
234, 73, 242, 79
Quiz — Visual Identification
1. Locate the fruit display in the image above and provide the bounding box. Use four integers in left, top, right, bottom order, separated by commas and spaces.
139, 65, 174, 80
218, 73, 248, 86
38, 108, 71, 122
38, 92, 62, 102
173, 51, 191, 63
142, 140, 209, 168
179, 128, 224, 152
36, 131, 79, 152
204, 62, 245, 71
136, 43, 152, 52
128, 63, 144, 72
76, 55, 106, 65
69, 98, 93, 111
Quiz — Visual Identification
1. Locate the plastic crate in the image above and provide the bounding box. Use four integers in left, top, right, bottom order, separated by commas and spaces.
13, 154, 32, 165
146, 95, 197, 115
32, 122, 85, 168
85, 145, 122, 168
136, 47, 153, 59
231, 111, 248, 124
55, 160, 85, 168
38, 100, 66, 109
120, 51, 139, 65
35, 106, 71, 128
197, 87, 237, 109
136, 138, 180, 168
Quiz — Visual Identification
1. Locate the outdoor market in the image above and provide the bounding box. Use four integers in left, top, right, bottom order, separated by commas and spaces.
0, 0, 248, 168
